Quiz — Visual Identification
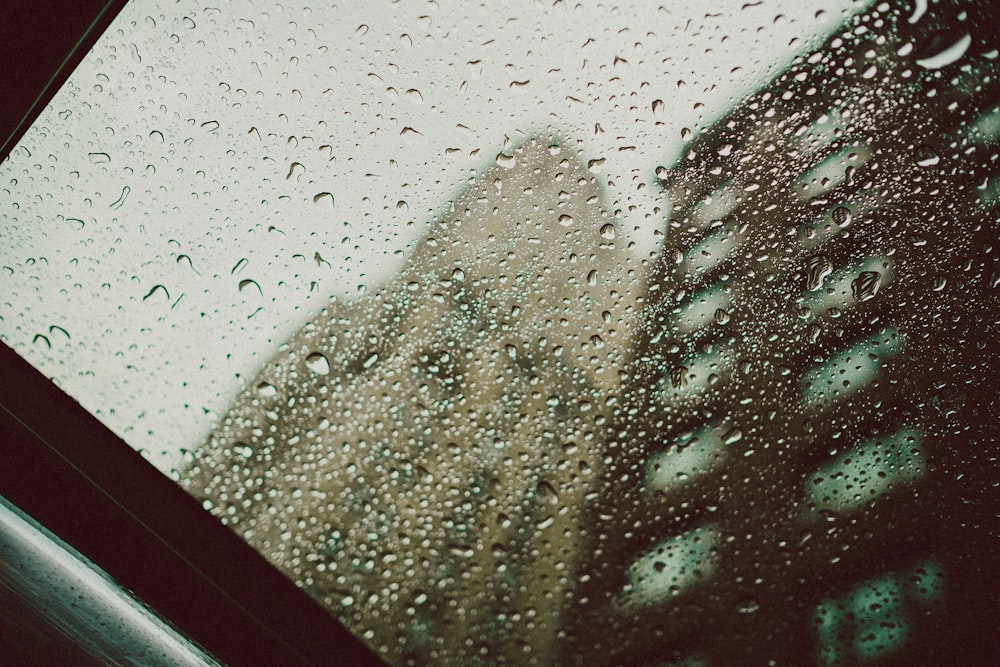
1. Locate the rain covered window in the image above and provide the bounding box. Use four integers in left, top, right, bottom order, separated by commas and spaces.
2, 0, 998, 665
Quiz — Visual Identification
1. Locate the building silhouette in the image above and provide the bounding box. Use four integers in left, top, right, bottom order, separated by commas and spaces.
184, 137, 641, 665
562, 1, 1000, 665
187, 1, 1000, 664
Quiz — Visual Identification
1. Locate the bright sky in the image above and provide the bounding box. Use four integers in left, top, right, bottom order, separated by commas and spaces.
0, 0, 863, 473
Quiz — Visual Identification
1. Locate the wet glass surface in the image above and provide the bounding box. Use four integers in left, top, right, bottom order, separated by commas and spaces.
2, 1, 998, 664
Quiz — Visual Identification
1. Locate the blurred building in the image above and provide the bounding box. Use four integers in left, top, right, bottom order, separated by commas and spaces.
563, 1, 1000, 665
184, 137, 642, 665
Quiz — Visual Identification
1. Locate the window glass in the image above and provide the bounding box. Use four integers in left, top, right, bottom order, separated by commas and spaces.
3, 0, 998, 664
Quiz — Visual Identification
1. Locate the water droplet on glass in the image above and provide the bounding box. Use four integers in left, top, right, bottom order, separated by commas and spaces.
736, 596, 761, 614
256, 382, 277, 398
599, 223, 616, 240
495, 152, 516, 169
535, 480, 559, 505
313, 192, 334, 205
305, 352, 330, 375
723, 428, 743, 445
651, 99, 664, 115
851, 271, 881, 302
558, 214, 574, 227
831, 206, 852, 227
670, 366, 688, 389
48, 325, 70, 341
142, 284, 169, 302
804, 255, 833, 291
916, 34, 971, 70
587, 157, 607, 173
87, 152, 110, 164
238, 279, 262, 296
915, 146, 940, 167
109, 186, 130, 210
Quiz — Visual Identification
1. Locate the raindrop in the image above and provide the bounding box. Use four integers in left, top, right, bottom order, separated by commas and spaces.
652, 99, 664, 115
915, 146, 940, 167
804, 255, 833, 291
48, 325, 70, 340
736, 596, 761, 614
142, 284, 170, 302
558, 214, 574, 227
109, 186, 130, 210
176, 254, 197, 273
670, 366, 688, 389
851, 271, 881, 302
287, 162, 305, 179
256, 382, 277, 398
535, 480, 559, 505
599, 223, 616, 240
313, 192, 334, 205
496, 152, 516, 169
32, 334, 51, 349
916, 34, 971, 70
238, 279, 262, 296
723, 428, 743, 445
305, 352, 330, 375
587, 157, 607, 173
831, 206, 852, 227
362, 352, 380, 369
201, 120, 219, 132
87, 152, 110, 164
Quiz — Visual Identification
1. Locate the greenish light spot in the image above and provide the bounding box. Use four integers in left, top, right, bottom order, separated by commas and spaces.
806, 427, 923, 514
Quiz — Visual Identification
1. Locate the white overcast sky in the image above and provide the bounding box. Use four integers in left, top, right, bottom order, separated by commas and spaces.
0, 0, 863, 473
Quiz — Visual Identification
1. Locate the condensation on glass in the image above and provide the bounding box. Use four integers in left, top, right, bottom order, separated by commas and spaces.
2, 0, 998, 665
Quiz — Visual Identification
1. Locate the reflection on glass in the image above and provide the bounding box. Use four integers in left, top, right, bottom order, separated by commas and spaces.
2, 0, 999, 664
